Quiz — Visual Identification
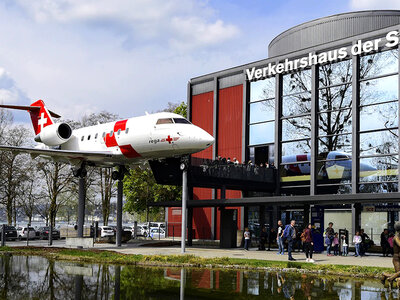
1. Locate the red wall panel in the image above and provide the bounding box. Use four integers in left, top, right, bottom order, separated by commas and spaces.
216, 85, 243, 239
191, 91, 214, 159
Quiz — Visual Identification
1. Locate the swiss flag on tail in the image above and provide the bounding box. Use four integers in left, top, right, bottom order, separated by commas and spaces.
0, 100, 61, 135
29, 100, 54, 135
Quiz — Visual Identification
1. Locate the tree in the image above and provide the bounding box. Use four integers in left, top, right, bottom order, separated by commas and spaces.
0, 125, 32, 225
37, 160, 74, 227
123, 165, 181, 221
164, 101, 187, 118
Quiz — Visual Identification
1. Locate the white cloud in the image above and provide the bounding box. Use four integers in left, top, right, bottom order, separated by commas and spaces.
14, 0, 239, 50
0, 68, 28, 104
350, 0, 400, 9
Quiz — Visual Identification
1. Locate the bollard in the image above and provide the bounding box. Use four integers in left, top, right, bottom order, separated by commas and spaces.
133, 221, 137, 239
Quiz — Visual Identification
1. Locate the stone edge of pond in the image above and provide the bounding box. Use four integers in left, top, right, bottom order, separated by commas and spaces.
0, 246, 391, 280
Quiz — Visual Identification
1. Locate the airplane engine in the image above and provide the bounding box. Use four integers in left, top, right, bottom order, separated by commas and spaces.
34, 123, 72, 146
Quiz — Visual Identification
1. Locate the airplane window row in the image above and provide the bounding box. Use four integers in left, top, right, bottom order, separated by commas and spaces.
156, 118, 191, 125
80, 128, 130, 142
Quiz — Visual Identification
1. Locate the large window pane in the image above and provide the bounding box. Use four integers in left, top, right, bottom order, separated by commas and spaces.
249, 100, 275, 123
282, 116, 311, 141
360, 49, 398, 80
282, 92, 311, 117
283, 69, 311, 96
360, 75, 398, 106
318, 134, 352, 155
249, 122, 274, 145
282, 140, 311, 158
359, 155, 398, 183
250, 77, 275, 102
360, 130, 398, 156
319, 85, 352, 111
360, 101, 398, 131
319, 59, 352, 87
319, 109, 352, 137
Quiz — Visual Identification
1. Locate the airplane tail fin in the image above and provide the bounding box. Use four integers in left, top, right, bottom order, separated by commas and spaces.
0, 100, 61, 135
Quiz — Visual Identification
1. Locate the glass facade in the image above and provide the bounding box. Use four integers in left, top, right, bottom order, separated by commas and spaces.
248, 45, 399, 195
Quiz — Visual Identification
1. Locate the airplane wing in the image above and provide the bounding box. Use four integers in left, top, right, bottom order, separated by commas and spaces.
0, 145, 115, 166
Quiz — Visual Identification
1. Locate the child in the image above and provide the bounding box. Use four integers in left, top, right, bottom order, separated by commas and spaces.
388, 232, 395, 256
353, 231, 362, 257
333, 233, 339, 256
244, 228, 251, 251
341, 235, 348, 256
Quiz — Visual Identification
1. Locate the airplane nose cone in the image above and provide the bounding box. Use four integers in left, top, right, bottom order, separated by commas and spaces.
360, 162, 377, 172
202, 132, 215, 147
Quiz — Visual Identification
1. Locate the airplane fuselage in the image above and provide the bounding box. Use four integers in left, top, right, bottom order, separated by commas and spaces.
59, 112, 214, 166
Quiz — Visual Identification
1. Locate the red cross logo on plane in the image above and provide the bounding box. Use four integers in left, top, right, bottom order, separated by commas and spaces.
166, 135, 173, 144
38, 112, 48, 131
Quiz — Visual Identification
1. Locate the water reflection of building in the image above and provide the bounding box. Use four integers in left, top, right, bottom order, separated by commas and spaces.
165, 10, 400, 245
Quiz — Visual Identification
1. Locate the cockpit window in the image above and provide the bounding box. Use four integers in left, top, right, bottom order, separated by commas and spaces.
173, 118, 191, 124
156, 118, 173, 125
335, 155, 349, 159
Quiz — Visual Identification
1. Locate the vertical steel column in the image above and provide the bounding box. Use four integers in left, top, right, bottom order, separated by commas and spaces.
181, 168, 188, 253
274, 73, 283, 196
77, 176, 86, 239
211, 76, 219, 239
1, 224, 5, 247
241, 73, 249, 231
351, 53, 360, 194
187, 207, 193, 246
310, 62, 319, 196
303, 204, 310, 225
398, 41, 400, 191
114, 266, 121, 300
180, 268, 186, 300
116, 179, 123, 247
352, 52, 361, 237
74, 275, 83, 300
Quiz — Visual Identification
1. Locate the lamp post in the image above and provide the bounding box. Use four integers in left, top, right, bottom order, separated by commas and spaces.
180, 159, 188, 254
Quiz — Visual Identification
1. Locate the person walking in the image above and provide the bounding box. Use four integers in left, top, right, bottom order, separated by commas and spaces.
283, 220, 296, 261
381, 229, 390, 257
244, 228, 251, 251
277, 220, 285, 255
303, 223, 314, 263
258, 227, 267, 250
325, 222, 335, 256
353, 231, 362, 257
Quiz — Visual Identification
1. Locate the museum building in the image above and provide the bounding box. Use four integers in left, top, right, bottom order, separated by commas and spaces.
166, 11, 400, 243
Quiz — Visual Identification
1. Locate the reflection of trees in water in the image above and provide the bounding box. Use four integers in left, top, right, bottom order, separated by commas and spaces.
0, 255, 120, 299
120, 266, 179, 299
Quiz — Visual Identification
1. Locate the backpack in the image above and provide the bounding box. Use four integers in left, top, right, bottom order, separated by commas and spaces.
282, 225, 291, 239
300, 231, 306, 242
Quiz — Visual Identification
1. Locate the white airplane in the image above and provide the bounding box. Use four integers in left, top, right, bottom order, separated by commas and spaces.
0, 100, 214, 177
282, 151, 377, 179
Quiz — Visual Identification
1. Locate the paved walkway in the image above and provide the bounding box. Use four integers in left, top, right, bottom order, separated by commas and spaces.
5, 239, 393, 268
97, 242, 394, 269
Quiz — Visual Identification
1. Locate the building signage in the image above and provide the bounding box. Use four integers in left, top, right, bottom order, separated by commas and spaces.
246, 30, 400, 81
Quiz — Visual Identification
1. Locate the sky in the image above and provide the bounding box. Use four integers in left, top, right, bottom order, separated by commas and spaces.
0, 0, 399, 124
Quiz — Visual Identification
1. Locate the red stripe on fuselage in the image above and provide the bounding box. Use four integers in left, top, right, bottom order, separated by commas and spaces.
119, 145, 141, 158
296, 154, 307, 161
103, 119, 142, 158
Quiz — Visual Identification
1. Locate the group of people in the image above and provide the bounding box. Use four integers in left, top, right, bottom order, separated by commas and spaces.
244, 220, 383, 262
211, 155, 276, 169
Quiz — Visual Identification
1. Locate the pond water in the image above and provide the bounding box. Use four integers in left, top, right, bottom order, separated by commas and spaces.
0, 254, 396, 299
